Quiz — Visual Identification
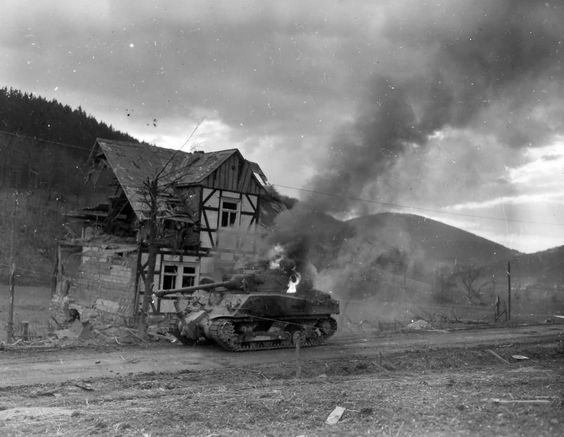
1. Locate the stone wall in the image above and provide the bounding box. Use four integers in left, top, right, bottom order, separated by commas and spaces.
51, 244, 138, 327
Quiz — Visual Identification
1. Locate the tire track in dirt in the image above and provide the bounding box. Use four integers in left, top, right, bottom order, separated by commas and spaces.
1, 324, 562, 387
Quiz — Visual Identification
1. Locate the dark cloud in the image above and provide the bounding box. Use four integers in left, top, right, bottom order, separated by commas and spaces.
3, 1, 355, 141
2, 1, 564, 251
305, 0, 564, 215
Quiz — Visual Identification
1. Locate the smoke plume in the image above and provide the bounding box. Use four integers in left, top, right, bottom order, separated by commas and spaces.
308, 0, 564, 215
269, 1, 564, 311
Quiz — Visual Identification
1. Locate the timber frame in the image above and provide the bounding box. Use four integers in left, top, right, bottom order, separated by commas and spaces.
61, 138, 279, 321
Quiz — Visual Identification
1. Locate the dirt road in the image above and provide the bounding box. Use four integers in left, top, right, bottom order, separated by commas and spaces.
1, 324, 563, 436
2, 324, 562, 387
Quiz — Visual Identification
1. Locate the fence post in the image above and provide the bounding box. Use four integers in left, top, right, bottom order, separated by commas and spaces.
7, 191, 18, 343
7, 263, 16, 342
21, 321, 29, 341
507, 261, 511, 321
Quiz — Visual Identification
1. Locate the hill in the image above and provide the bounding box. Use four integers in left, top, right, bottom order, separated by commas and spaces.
298, 211, 560, 305
0, 87, 136, 148
268, 209, 523, 301
484, 245, 564, 292
0, 87, 139, 283
347, 212, 520, 268
271, 209, 561, 306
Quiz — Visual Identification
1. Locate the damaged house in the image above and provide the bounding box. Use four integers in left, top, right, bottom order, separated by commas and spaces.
55, 138, 281, 324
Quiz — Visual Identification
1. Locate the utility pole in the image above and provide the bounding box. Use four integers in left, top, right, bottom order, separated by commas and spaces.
7, 191, 18, 343
507, 261, 511, 321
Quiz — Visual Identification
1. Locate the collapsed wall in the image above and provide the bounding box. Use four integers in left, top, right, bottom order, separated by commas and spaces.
50, 243, 137, 328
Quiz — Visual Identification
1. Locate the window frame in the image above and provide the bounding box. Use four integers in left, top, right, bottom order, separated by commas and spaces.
160, 262, 199, 290
219, 198, 241, 228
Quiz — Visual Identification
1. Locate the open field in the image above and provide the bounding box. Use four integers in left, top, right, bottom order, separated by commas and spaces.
0, 284, 52, 343
0, 339, 563, 436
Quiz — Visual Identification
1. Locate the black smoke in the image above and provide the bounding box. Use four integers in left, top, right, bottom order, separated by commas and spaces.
268, 1, 564, 304
307, 0, 564, 215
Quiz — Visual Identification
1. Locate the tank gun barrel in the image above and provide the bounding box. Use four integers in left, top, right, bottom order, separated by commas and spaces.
153, 276, 249, 298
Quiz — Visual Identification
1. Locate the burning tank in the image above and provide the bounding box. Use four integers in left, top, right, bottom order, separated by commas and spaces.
153, 265, 339, 351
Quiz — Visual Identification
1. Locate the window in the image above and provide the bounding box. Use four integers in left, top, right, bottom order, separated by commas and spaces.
162, 264, 178, 290
180, 265, 196, 287
220, 199, 240, 228
161, 263, 197, 290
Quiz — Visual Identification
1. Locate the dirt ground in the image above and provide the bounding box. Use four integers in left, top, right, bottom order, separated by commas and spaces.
0, 334, 563, 436
1, 283, 564, 435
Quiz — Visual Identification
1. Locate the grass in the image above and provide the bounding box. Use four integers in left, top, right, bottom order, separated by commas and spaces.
0, 283, 52, 342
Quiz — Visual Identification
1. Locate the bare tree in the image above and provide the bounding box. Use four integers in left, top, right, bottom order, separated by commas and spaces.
135, 122, 203, 332
137, 177, 160, 331
456, 264, 487, 304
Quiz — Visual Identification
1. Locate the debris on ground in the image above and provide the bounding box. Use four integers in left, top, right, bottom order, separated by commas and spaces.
486, 398, 558, 405
0, 336, 562, 436
486, 349, 511, 365
2, 320, 177, 349
147, 325, 177, 342
74, 383, 94, 391
406, 319, 432, 330
325, 406, 346, 425
512, 354, 530, 360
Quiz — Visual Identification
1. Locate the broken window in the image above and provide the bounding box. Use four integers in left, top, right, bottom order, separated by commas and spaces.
180, 265, 196, 288
220, 199, 240, 228
162, 264, 178, 290
161, 263, 197, 290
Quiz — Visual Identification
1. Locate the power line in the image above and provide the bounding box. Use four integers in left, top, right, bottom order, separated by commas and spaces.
0, 129, 91, 151
273, 183, 564, 227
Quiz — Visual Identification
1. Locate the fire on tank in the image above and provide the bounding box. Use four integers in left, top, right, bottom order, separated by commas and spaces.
153, 262, 339, 351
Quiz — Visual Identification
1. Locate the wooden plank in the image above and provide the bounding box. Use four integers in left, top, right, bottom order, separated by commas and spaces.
486, 398, 553, 404
486, 349, 510, 365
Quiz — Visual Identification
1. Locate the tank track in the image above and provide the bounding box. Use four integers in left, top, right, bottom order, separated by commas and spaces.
208, 317, 337, 352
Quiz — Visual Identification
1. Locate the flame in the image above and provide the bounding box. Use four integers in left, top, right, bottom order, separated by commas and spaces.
287, 271, 301, 294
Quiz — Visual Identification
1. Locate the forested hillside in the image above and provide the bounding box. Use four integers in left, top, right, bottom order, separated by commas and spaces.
0, 87, 136, 150
0, 87, 139, 283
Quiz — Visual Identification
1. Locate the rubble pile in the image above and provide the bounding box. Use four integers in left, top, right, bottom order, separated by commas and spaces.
2, 316, 177, 349
406, 319, 433, 330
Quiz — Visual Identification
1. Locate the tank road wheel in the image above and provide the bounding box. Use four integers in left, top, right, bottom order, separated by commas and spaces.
290, 329, 306, 346
316, 317, 338, 340
209, 319, 241, 351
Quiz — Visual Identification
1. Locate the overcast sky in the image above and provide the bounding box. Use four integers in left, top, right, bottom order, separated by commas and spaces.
2, 0, 564, 253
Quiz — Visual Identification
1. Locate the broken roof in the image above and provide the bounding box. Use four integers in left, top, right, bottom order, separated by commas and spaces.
92, 138, 253, 220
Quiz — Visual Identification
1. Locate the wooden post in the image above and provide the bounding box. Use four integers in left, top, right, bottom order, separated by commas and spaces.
21, 321, 29, 341
7, 191, 18, 343
507, 261, 511, 321
7, 263, 16, 343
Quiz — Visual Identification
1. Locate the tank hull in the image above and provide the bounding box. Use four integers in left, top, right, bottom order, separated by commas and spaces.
171, 292, 339, 351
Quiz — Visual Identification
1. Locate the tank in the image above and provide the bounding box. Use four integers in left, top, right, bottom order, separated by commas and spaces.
153, 268, 339, 351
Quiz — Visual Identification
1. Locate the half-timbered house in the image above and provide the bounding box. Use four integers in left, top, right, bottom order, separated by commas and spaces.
57, 138, 282, 322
